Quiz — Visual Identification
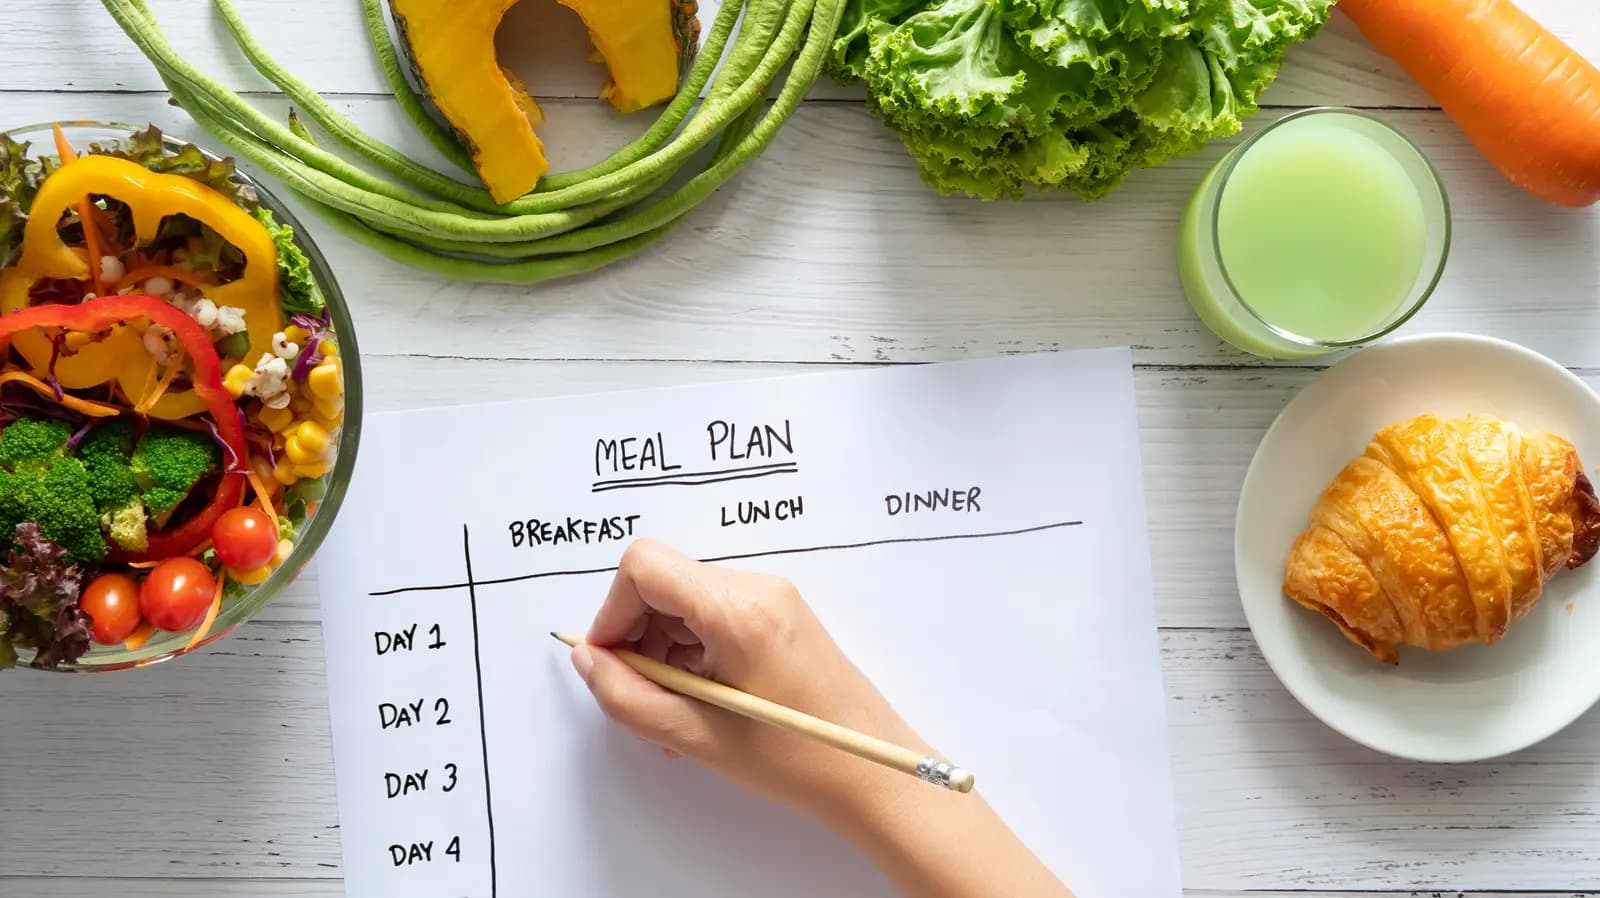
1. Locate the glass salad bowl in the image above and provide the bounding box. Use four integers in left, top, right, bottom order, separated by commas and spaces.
1, 121, 361, 671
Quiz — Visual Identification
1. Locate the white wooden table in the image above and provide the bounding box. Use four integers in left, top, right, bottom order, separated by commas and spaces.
2, 2, 1598, 896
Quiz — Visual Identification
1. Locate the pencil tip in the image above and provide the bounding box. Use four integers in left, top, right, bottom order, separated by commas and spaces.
549, 631, 560, 642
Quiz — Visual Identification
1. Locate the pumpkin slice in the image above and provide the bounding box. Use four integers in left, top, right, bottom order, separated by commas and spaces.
389, 0, 700, 204
559, 0, 701, 113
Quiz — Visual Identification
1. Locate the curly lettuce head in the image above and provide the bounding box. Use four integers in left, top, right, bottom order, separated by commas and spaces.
0, 134, 47, 268
829, 0, 1334, 200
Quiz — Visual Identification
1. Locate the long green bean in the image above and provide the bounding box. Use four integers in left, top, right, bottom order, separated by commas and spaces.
104, 0, 487, 218
166, 76, 628, 244
109, 0, 811, 228
471, 0, 841, 258
367, 96, 768, 260
213, 0, 498, 211
97, 0, 841, 284
305, 73, 771, 282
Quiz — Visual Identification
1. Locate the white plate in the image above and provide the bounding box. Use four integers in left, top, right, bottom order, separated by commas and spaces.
1236, 333, 1600, 762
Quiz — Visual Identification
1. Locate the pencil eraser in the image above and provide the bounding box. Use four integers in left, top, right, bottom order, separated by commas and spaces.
949, 768, 975, 793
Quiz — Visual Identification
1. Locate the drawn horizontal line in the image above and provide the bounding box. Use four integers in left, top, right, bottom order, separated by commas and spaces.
592, 466, 798, 493
367, 520, 1084, 596
592, 462, 795, 488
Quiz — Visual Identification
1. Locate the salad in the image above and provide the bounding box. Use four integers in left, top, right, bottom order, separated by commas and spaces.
0, 123, 345, 669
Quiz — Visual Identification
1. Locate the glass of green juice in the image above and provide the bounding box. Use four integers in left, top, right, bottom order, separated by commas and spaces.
1178, 108, 1450, 359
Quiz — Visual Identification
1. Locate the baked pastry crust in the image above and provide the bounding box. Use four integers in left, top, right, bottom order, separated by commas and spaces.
1282, 413, 1600, 663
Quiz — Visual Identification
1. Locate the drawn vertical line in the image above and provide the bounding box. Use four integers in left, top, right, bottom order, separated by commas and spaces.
463, 523, 497, 896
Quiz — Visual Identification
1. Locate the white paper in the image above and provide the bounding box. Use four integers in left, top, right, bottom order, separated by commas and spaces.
317, 349, 1181, 898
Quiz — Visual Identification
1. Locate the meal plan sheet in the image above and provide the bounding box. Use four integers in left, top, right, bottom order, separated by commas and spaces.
317, 348, 1181, 897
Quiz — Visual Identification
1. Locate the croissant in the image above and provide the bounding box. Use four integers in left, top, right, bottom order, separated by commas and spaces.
1283, 413, 1600, 664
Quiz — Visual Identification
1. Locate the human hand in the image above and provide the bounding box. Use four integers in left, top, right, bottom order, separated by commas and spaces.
569, 539, 929, 822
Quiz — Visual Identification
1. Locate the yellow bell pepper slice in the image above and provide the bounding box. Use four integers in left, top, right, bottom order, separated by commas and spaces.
0, 154, 284, 420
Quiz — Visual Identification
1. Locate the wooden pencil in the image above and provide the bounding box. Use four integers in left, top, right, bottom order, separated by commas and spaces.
551, 632, 975, 794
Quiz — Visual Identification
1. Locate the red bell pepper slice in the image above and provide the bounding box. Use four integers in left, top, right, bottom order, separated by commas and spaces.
0, 295, 248, 561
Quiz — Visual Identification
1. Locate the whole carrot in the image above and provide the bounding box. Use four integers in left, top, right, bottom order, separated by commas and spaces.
1341, 0, 1600, 207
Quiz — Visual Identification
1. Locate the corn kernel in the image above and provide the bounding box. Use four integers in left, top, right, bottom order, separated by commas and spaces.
64, 332, 93, 350
306, 362, 342, 400
272, 460, 299, 486
223, 363, 253, 399
257, 403, 295, 433
229, 564, 272, 585
313, 409, 344, 431
284, 435, 314, 466
294, 460, 331, 479
317, 339, 338, 358
289, 395, 312, 415
273, 539, 295, 567
295, 421, 330, 456
311, 394, 344, 422
283, 325, 311, 344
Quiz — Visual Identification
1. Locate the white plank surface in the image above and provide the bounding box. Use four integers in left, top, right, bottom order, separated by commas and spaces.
6, 623, 1600, 891
19, 0, 1600, 106
2, 0, 1599, 895
5, 90, 1596, 368
4, 886, 1588, 898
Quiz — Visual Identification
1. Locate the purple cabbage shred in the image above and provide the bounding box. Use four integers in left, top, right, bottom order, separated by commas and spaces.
65, 418, 98, 451
204, 416, 243, 474
288, 312, 334, 383
45, 333, 65, 402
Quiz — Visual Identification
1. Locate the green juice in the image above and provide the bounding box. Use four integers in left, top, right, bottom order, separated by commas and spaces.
1178, 110, 1447, 358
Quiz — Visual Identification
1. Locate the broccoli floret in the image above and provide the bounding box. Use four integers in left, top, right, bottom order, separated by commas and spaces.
79, 419, 139, 510
100, 497, 149, 553
0, 468, 28, 544
0, 419, 72, 470
77, 420, 153, 551
79, 418, 135, 459
131, 426, 219, 517
0, 419, 108, 563
0, 456, 108, 564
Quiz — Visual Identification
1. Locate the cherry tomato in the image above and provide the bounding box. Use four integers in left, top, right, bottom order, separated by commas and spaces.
212, 507, 277, 571
80, 573, 143, 644
140, 558, 217, 632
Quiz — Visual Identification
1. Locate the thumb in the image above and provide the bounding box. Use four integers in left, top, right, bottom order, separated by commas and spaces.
571, 645, 721, 756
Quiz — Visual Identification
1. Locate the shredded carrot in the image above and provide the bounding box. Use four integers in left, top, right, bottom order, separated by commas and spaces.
124, 622, 156, 651
114, 264, 214, 293
52, 124, 106, 297
134, 350, 185, 415
0, 370, 121, 417
186, 539, 213, 558
185, 571, 227, 650
50, 122, 77, 163
246, 470, 281, 530
305, 501, 320, 517
75, 200, 106, 296
127, 560, 161, 569
87, 202, 119, 253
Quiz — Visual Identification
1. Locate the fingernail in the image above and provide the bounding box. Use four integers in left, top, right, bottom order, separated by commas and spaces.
570, 645, 595, 682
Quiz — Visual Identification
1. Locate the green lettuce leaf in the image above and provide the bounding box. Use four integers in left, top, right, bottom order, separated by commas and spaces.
830, 0, 1334, 200
0, 523, 90, 670
253, 207, 324, 315
0, 135, 47, 269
